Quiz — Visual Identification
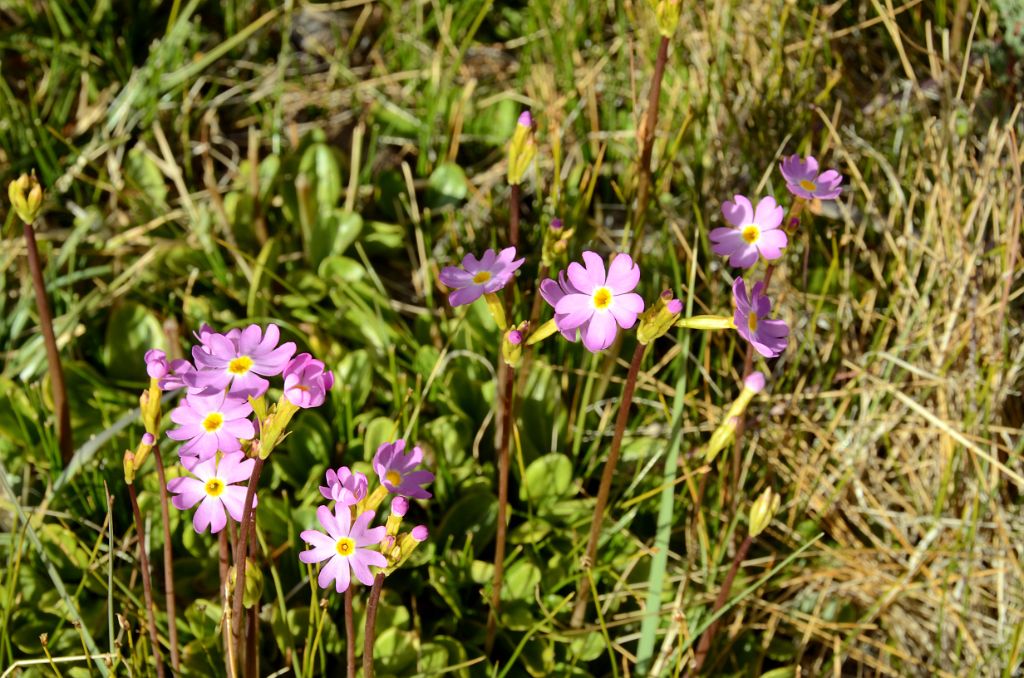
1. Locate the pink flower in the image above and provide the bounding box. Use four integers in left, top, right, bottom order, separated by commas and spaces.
167, 452, 257, 534
373, 440, 434, 500
541, 251, 644, 352
438, 248, 525, 307
732, 278, 789, 358
711, 195, 787, 269
157, 358, 196, 392
283, 353, 334, 408
190, 324, 296, 398
779, 155, 843, 200
166, 392, 255, 460
320, 467, 368, 506
145, 349, 169, 379
299, 506, 387, 592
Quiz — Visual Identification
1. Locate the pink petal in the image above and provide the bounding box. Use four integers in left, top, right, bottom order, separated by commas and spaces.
301, 530, 336, 550
582, 311, 617, 352
168, 477, 205, 509
298, 544, 333, 564
553, 293, 595, 330
217, 454, 255, 484
236, 324, 264, 355
317, 505, 342, 539
195, 496, 227, 534
606, 253, 640, 293
756, 229, 787, 260
721, 195, 753, 227
753, 197, 783, 230
710, 229, 745, 259
609, 293, 644, 328
448, 285, 483, 307
439, 267, 474, 287
350, 550, 386, 586
728, 246, 760, 269
219, 485, 250, 522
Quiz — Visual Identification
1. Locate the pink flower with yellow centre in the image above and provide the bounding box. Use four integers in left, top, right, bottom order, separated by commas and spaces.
166, 452, 257, 534
711, 195, 787, 269
541, 251, 644, 352
190, 323, 296, 398
372, 440, 434, 500
166, 391, 255, 460
299, 506, 387, 592
732, 278, 789, 358
779, 155, 843, 200
438, 247, 525, 307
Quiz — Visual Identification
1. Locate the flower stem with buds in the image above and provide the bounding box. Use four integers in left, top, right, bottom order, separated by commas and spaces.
570, 342, 646, 628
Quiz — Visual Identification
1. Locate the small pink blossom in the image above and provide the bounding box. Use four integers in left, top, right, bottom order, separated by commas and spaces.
779, 155, 843, 200
145, 349, 169, 379
299, 506, 387, 593
157, 358, 196, 392
167, 452, 257, 534
320, 467, 368, 506
438, 248, 525, 307
732, 278, 789, 358
283, 353, 334, 408
190, 324, 296, 398
711, 195, 787, 269
373, 440, 434, 500
541, 251, 644, 352
166, 392, 255, 460
744, 372, 766, 393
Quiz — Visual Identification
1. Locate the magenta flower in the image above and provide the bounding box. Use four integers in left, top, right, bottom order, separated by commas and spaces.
541, 251, 644, 352
732, 278, 789, 358
320, 467, 368, 506
157, 358, 196, 392
373, 440, 434, 500
711, 195, 787, 269
438, 247, 525, 307
191, 323, 296, 398
299, 506, 387, 592
167, 452, 257, 534
145, 349, 169, 379
283, 353, 335, 408
779, 155, 843, 200
166, 391, 255, 459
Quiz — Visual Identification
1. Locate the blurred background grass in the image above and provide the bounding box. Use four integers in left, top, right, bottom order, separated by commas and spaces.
1, 0, 1023, 675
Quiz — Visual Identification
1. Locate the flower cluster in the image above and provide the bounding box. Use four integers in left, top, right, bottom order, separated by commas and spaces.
146, 323, 334, 534
300, 440, 433, 593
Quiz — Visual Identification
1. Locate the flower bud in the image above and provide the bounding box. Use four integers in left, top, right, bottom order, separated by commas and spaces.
526, 317, 559, 346
703, 372, 767, 462
542, 219, 575, 267
637, 290, 684, 344
748, 487, 780, 538
134, 433, 155, 471
649, 0, 681, 38
386, 525, 430, 573
123, 450, 136, 485
506, 110, 536, 186
391, 496, 409, 518
8, 173, 44, 224
411, 525, 429, 542
483, 292, 508, 330
501, 321, 528, 367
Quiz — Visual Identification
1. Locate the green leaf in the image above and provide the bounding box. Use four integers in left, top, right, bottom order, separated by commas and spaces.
102, 302, 167, 381
437, 488, 498, 555
427, 162, 468, 207
520, 453, 573, 505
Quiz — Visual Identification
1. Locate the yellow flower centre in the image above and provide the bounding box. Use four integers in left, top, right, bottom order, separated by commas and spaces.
799, 179, 816, 192
335, 537, 355, 557
202, 412, 224, 432
386, 470, 402, 487
748, 313, 759, 332
228, 355, 254, 375
592, 287, 613, 310
204, 478, 225, 497
472, 271, 492, 284
741, 225, 760, 244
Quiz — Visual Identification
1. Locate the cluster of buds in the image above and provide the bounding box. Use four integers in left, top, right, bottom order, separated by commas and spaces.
648, 0, 681, 38
541, 218, 574, 268
501, 322, 528, 368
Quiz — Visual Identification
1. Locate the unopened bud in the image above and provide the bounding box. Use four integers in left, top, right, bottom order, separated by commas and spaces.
8, 173, 44, 224
549, 218, 563, 231
391, 496, 409, 517
123, 450, 136, 485
677, 315, 735, 330
637, 290, 683, 344
649, 0, 681, 38
483, 292, 508, 330
507, 110, 536, 186
385, 497, 408, 536
703, 372, 767, 462
134, 433, 155, 471
526, 317, 559, 346
501, 321, 528, 367
411, 525, 429, 542
748, 487, 780, 537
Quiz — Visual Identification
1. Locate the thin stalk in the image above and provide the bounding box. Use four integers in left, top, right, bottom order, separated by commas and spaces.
570, 342, 646, 628
626, 35, 670, 256
219, 531, 232, 677
362, 573, 385, 678
128, 483, 166, 678
486, 362, 515, 652
150, 446, 179, 671
344, 588, 356, 678
244, 517, 259, 678
23, 220, 72, 464
231, 456, 265, 672
689, 534, 754, 675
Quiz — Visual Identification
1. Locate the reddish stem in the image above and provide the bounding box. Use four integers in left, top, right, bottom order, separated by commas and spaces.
689, 534, 754, 675
486, 362, 514, 651
231, 456, 265, 672
151, 445, 179, 671
128, 482, 166, 678
363, 574, 385, 678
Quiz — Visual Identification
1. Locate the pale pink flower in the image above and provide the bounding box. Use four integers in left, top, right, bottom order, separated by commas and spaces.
299, 506, 387, 592
711, 195, 787, 268
167, 452, 256, 534
779, 155, 843, 200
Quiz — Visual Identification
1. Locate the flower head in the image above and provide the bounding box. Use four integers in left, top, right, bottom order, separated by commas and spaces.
145, 349, 169, 379
283, 353, 335, 408
438, 248, 525, 307
373, 440, 434, 500
320, 467, 368, 506
299, 506, 387, 592
157, 358, 196, 391
779, 155, 843, 200
541, 251, 644, 352
711, 195, 787, 269
732, 278, 789, 358
166, 391, 255, 459
190, 324, 296, 398
167, 452, 257, 534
